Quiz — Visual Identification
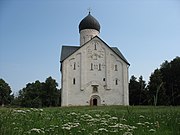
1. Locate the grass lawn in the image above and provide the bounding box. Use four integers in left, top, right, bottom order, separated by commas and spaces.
0, 106, 180, 135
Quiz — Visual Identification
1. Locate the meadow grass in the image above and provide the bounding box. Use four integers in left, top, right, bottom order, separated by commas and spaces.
0, 106, 179, 135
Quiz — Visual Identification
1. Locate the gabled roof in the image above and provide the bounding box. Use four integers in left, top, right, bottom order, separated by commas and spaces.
60, 36, 130, 65
60, 46, 79, 62
111, 47, 129, 65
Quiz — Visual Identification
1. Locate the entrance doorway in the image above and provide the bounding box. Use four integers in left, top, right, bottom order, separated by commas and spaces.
93, 98, 97, 106
90, 95, 100, 106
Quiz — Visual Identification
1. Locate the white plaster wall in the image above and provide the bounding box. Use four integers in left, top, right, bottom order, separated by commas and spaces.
80, 29, 99, 46
61, 37, 129, 106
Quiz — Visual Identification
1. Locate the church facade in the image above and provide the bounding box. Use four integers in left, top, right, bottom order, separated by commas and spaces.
60, 12, 130, 106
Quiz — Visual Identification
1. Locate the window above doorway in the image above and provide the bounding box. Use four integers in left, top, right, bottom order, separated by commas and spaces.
92, 85, 98, 93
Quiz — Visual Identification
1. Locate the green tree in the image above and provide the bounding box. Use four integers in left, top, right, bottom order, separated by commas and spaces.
129, 75, 139, 105
160, 57, 180, 105
129, 75, 147, 105
16, 76, 60, 107
147, 69, 168, 105
18, 80, 43, 107
42, 77, 59, 107
0, 78, 12, 106
147, 57, 180, 105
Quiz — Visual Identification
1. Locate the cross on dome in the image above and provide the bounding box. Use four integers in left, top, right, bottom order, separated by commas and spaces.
88, 8, 92, 14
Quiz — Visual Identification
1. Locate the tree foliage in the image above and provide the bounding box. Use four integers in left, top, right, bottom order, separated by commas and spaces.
14, 77, 60, 107
0, 78, 13, 106
129, 75, 147, 105
129, 56, 180, 106
160, 57, 180, 105
147, 69, 168, 105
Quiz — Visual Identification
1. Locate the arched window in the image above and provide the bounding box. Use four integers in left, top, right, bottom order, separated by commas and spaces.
91, 63, 93, 70
83, 36, 85, 43
92, 85, 98, 93
115, 79, 118, 85
94, 43, 97, 50
73, 62, 76, 70
99, 64, 101, 71
73, 78, 75, 85
115, 65, 118, 71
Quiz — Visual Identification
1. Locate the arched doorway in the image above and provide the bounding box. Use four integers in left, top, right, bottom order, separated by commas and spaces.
90, 95, 101, 106
93, 98, 97, 106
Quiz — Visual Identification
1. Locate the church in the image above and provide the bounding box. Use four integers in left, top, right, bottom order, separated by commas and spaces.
60, 12, 130, 106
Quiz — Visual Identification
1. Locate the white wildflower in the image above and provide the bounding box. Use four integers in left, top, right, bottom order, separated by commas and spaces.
130, 125, 137, 129
30, 108, 40, 111
39, 109, 43, 112
14, 110, 26, 113
109, 116, 118, 121
71, 112, 77, 115
34, 108, 39, 111
149, 129, 156, 132
82, 114, 92, 119
94, 130, 99, 134
62, 122, 80, 130
62, 126, 71, 130
30, 128, 43, 133
95, 114, 100, 117
14, 127, 18, 130
121, 118, 127, 121
110, 129, 118, 133
137, 122, 142, 125
144, 121, 150, 125
98, 128, 108, 132
100, 122, 108, 126
139, 115, 145, 118
123, 131, 133, 135
26, 109, 30, 112
104, 114, 111, 118
111, 117, 118, 120
109, 123, 122, 128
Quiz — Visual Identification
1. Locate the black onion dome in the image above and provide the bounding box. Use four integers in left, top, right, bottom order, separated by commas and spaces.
79, 12, 100, 32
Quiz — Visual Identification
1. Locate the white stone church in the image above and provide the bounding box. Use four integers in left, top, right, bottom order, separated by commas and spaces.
60, 12, 130, 106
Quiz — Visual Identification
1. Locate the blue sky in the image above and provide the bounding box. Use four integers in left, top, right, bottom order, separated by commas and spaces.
0, 0, 180, 94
